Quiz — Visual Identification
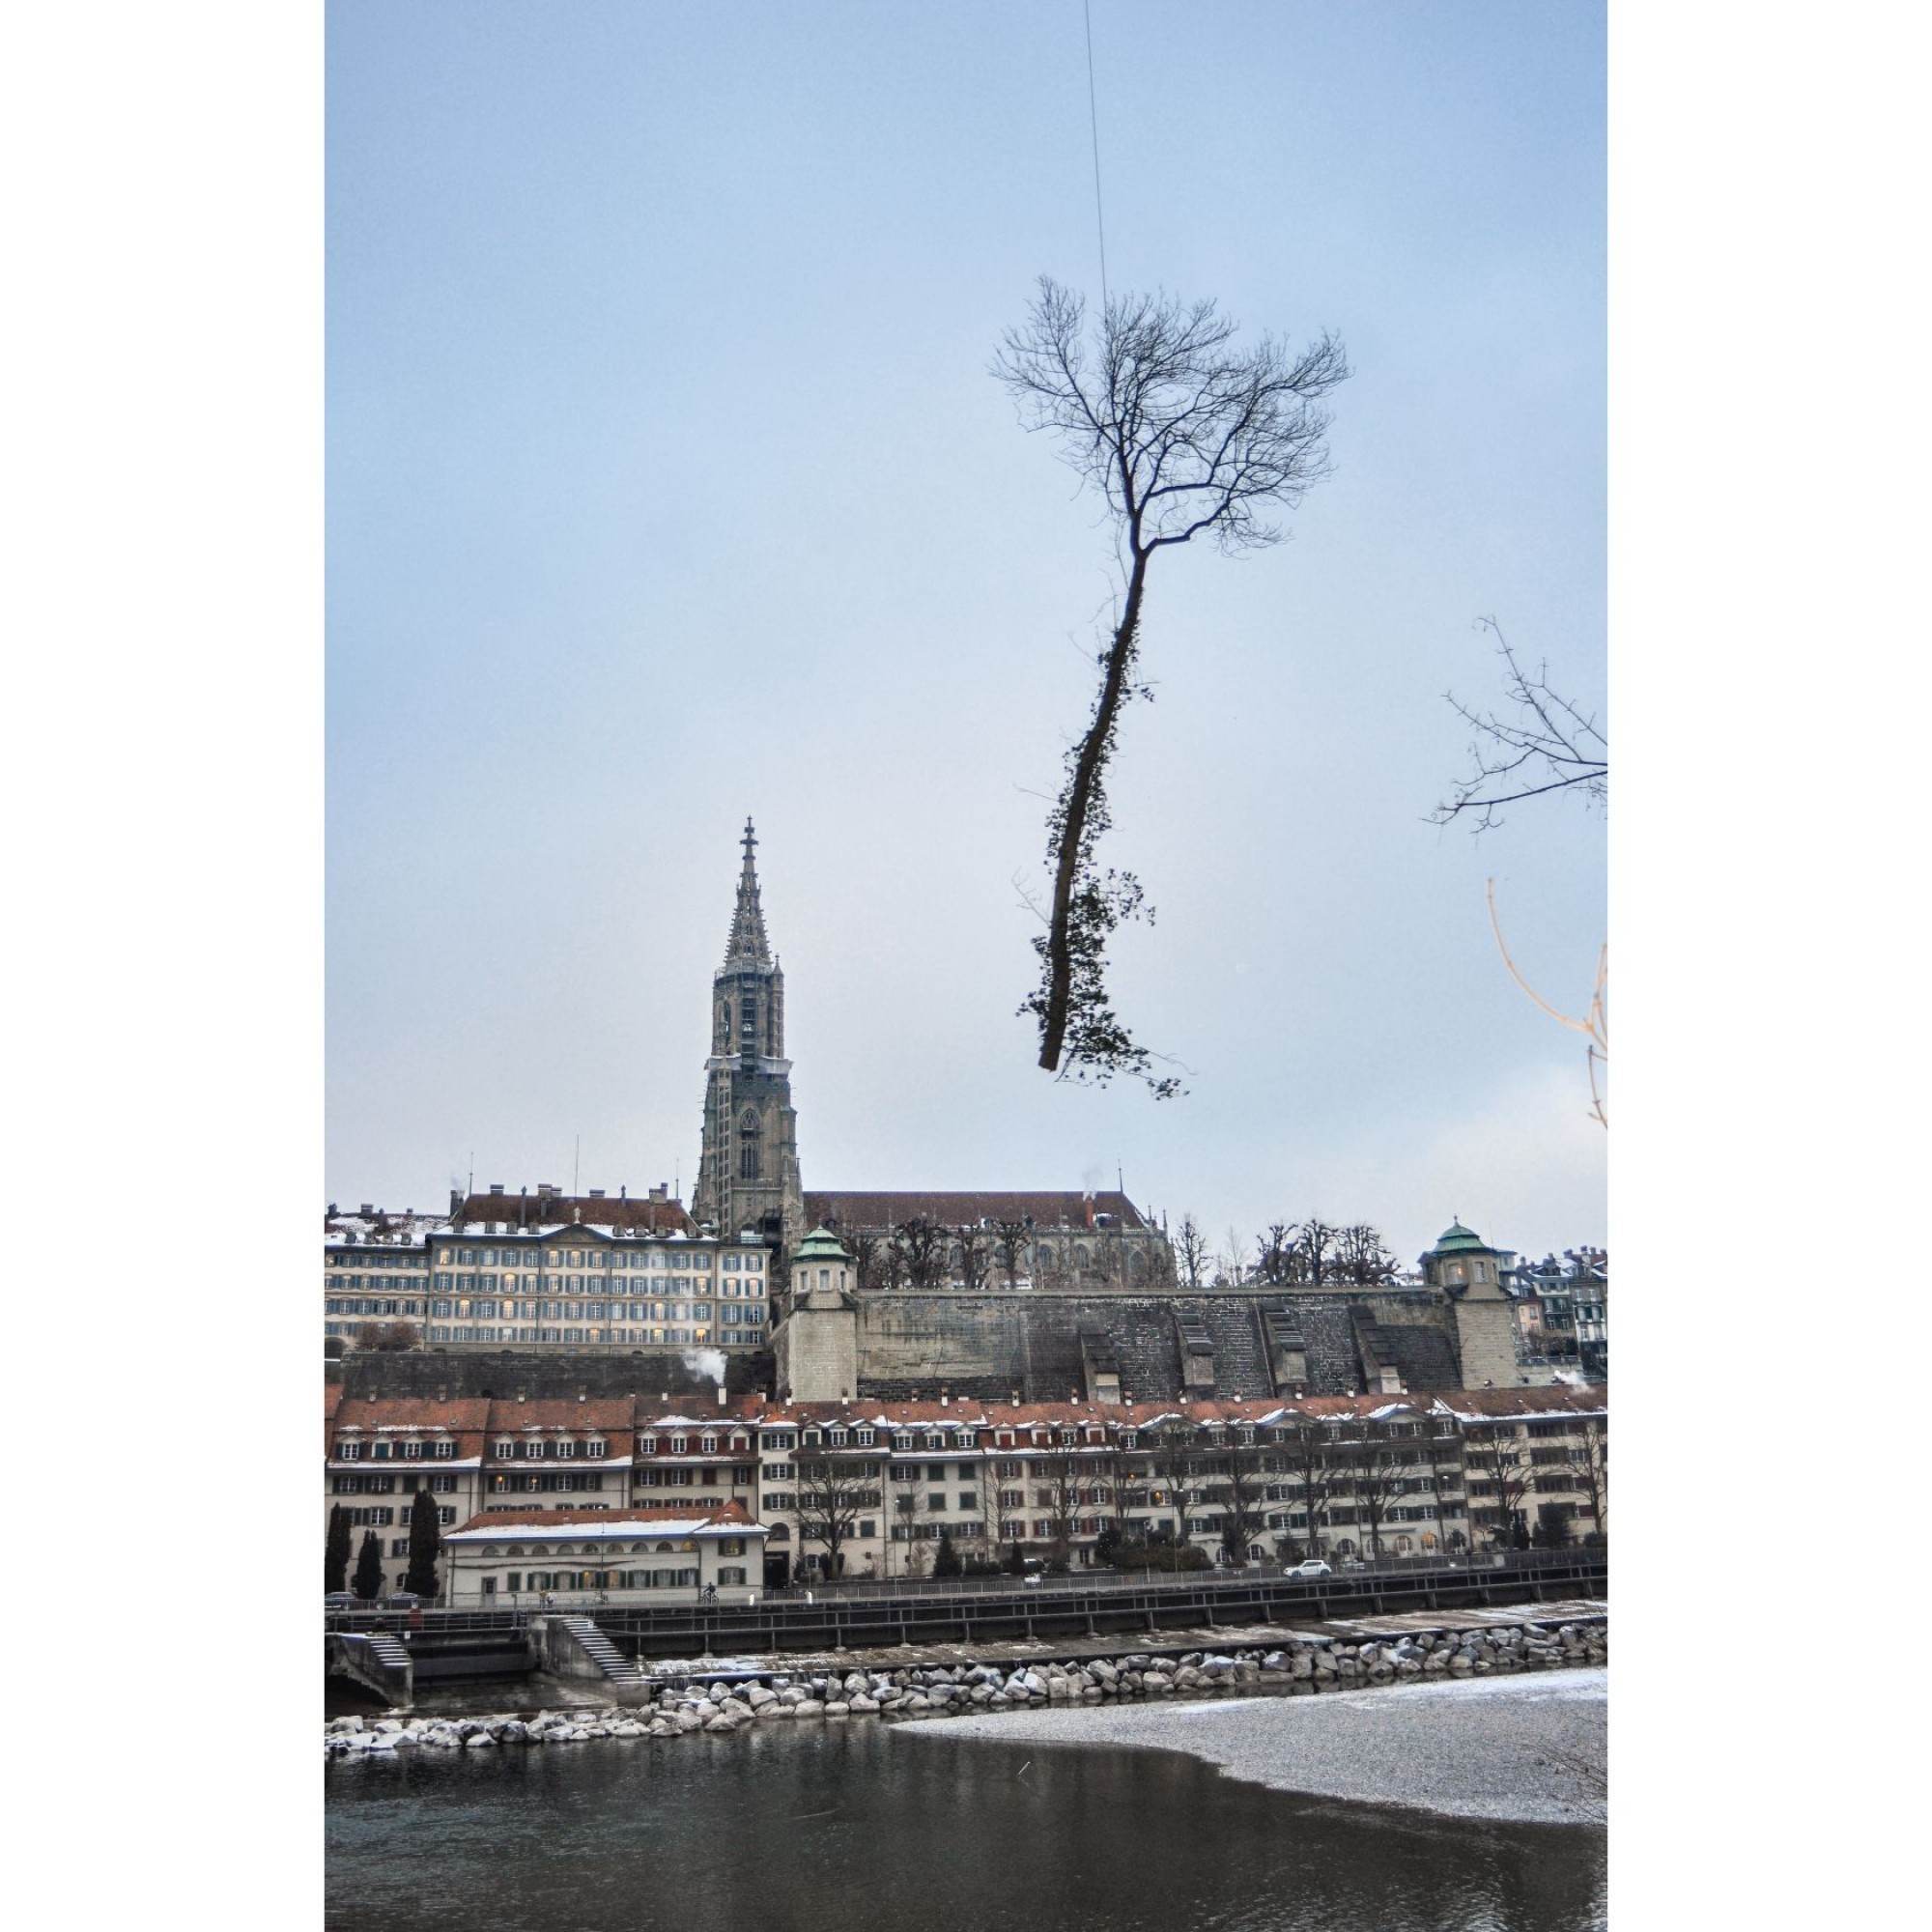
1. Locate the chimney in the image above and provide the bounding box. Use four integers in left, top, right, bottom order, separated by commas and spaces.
718, 1384, 728, 1409
489, 1182, 504, 1196
360, 1203, 375, 1215
517, 1388, 526, 1403
651, 1183, 668, 1202
588, 1188, 606, 1200
578, 1385, 588, 1403
939, 1389, 949, 1406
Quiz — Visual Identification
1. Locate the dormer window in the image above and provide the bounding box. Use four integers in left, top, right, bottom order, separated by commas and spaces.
403, 1440, 424, 1459
955, 1430, 975, 1448
828, 1428, 848, 1447
587, 1439, 608, 1458
337, 1440, 362, 1461
855, 1428, 875, 1447
433, 1440, 454, 1460
802, 1429, 823, 1447
670, 1435, 688, 1454
639, 1435, 658, 1454
494, 1440, 516, 1458
700, 1435, 719, 1454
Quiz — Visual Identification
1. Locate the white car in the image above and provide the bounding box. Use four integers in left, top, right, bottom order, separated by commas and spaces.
1288, 1558, 1333, 1578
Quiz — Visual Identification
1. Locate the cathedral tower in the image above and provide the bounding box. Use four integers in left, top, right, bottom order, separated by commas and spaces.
692, 820, 804, 1257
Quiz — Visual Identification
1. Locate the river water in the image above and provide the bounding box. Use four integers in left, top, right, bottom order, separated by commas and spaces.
326, 1719, 1605, 1932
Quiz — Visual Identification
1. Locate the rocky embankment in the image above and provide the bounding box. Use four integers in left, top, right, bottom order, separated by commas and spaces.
326, 1615, 1605, 1756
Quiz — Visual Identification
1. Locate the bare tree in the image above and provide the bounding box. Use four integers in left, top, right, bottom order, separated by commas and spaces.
354, 1319, 419, 1352
1213, 1227, 1248, 1290
1255, 1223, 1295, 1285
1274, 1418, 1340, 1562
954, 1223, 990, 1293
1574, 1414, 1608, 1540
890, 1470, 927, 1578
1145, 1419, 1208, 1547
993, 1217, 1033, 1291
1464, 1427, 1534, 1549
1033, 1445, 1084, 1565
1289, 1219, 1339, 1287
880, 1231, 911, 1293
1214, 1431, 1269, 1565
843, 1227, 883, 1295
1433, 619, 1606, 832
1341, 1433, 1413, 1558
897, 1217, 949, 1293
994, 279, 1348, 1093
1173, 1214, 1210, 1293
793, 1451, 877, 1581
1331, 1224, 1401, 1286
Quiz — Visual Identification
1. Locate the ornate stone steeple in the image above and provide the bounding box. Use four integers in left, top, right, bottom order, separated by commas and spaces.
724, 818, 771, 965
692, 819, 803, 1258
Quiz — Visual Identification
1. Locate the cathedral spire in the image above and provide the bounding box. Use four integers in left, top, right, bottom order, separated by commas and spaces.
724, 816, 771, 965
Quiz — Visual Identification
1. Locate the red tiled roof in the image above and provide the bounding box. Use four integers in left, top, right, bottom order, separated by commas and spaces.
805, 1190, 1153, 1233
480, 1400, 636, 1434
452, 1191, 694, 1235
1436, 1384, 1607, 1419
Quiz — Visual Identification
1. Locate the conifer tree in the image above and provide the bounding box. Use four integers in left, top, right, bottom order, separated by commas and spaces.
933, 1528, 962, 1578
353, 1528, 385, 1602
404, 1487, 442, 1600
326, 1504, 352, 1594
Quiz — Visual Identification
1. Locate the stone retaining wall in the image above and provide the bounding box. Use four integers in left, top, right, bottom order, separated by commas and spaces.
325, 1615, 1606, 1756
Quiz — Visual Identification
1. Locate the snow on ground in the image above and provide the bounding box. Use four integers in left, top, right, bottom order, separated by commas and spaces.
905, 1667, 1607, 1826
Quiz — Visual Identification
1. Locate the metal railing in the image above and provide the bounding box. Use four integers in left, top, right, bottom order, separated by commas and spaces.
324, 1546, 1605, 1641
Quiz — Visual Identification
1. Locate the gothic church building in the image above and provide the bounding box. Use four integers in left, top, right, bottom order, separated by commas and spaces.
689, 821, 1172, 1292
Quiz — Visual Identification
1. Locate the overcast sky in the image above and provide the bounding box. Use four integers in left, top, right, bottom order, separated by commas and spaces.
327, 0, 1605, 1268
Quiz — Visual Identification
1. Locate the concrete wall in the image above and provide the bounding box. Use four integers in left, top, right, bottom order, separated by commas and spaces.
774, 1304, 859, 1402
334, 1350, 776, 1403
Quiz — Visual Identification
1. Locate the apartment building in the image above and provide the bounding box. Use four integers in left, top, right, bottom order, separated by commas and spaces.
326, 1384, 1606, 1597
324, 1397, 488, 1595
442, 1503, 765, 1607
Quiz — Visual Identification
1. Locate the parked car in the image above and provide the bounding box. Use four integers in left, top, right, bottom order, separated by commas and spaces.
1022, 1573, 1043, 1588
1287, 1558, 1333, 1578
324, 1591, 356, 1607
383, 1592, 425, 1608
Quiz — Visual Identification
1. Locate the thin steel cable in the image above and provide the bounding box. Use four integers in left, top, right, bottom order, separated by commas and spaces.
1083, 0, 1109, 306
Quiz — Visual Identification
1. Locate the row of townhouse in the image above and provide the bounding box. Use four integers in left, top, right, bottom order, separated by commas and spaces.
325, 1382, 1605, 1600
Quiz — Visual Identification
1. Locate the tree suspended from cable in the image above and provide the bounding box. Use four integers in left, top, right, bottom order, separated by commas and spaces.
994, 278, 1348, 1094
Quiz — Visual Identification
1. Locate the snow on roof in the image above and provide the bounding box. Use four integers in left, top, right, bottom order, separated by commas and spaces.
448, 1502, 760, 1542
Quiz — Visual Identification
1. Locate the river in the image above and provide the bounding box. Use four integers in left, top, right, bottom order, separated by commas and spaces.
327, 1717, 1605, 1931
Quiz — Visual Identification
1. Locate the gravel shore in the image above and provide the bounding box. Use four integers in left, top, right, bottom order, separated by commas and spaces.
907, 1665, 1607, 1825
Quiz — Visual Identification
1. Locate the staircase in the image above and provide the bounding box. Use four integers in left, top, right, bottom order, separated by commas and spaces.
556, 1616, 643, 1688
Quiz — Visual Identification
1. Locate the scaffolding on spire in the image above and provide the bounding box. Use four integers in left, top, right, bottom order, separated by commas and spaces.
724, 816, 771, 964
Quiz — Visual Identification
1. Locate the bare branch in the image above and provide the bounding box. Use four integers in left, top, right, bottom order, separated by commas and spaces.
1488, 880, 1608, 1128
1432, 619, 1607, 832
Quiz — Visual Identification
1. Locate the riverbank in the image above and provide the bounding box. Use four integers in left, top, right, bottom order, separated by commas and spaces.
327, 1611, 1606, 1764
915, 1666, 1607, 1825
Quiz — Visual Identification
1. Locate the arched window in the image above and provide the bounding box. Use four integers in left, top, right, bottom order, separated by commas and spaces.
738, 1108, 761, 1180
